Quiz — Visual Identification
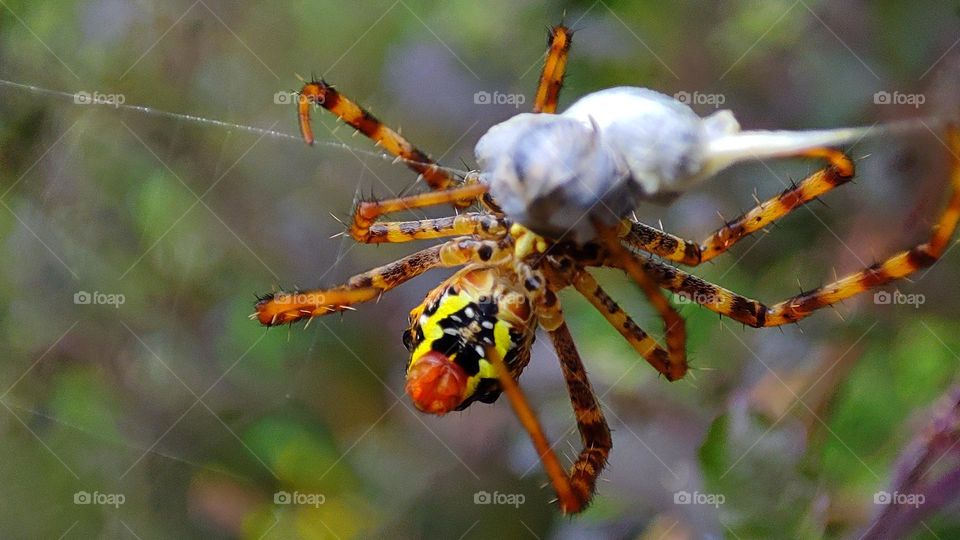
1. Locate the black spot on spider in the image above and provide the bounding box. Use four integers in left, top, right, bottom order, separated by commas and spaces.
524, 276, 543, 291
402, 328, 417, 351
478, 244, 493, 261
456, 379, 501, 409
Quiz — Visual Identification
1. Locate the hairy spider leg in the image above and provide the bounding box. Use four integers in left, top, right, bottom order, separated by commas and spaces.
349, 183, 491, 242
619, 149, 855, 265
298, 79, 462, 193
533, 24, 573, 114
611, 128, 960, 327
545, 262, 683, 381
255, 238, 511, 326
361, 213, 507, 244
485, 314, 611, 514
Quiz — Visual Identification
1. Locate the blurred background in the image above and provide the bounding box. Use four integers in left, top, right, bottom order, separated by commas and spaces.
1, 0, 959, 538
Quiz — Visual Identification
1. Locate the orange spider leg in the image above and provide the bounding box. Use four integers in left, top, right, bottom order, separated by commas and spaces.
612, 127, 960, 327
298, 80, 458, 192
557, 263, 684, 381
595, 224, 688, 380
485, 317, 611, 515
349, 183, 490, 242
533, 24, 573, 114
254, 238, 510, 326
362, 213, 507, 244
619, 149, 855, 265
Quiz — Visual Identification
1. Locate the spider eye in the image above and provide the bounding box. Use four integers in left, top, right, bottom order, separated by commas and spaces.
405, 351, 468, 415
402, 328, 415, 351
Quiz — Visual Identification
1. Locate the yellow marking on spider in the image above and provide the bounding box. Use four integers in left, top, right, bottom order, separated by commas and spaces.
511, 224, 548, 259
409, 289, 516, 399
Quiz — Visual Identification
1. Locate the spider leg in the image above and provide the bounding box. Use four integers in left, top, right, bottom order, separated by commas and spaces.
359, 213, 507, 244
349, 183, 491, 241
595, 226, 690, 380
532, 24, 573, 114
254, 238, 510, 326
298, 80, 458, 192
612, 127, 960, 326
548, 262, 686, 381
627, 255, 773, 327
485, 315, 610, 515
619, 149, 855, 265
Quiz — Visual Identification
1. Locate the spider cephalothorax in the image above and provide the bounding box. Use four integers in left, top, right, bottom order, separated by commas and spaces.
254, 23, 960, 513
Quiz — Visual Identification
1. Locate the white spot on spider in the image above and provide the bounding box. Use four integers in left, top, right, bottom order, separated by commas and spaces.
419, 315, 429, 326
450, 315, 462, 323
443, 328, 459, 335
481, 320, 494, 329
464, 307, 476, 319
475, 345, 484, 357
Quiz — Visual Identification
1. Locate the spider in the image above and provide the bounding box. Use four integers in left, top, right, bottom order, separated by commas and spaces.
254, 24, 960, 513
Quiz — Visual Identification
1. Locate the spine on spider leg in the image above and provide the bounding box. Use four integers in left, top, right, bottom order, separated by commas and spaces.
297, 80, 454, 190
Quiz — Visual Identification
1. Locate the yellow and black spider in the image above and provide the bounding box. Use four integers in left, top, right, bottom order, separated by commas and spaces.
254, 24, 960, 513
